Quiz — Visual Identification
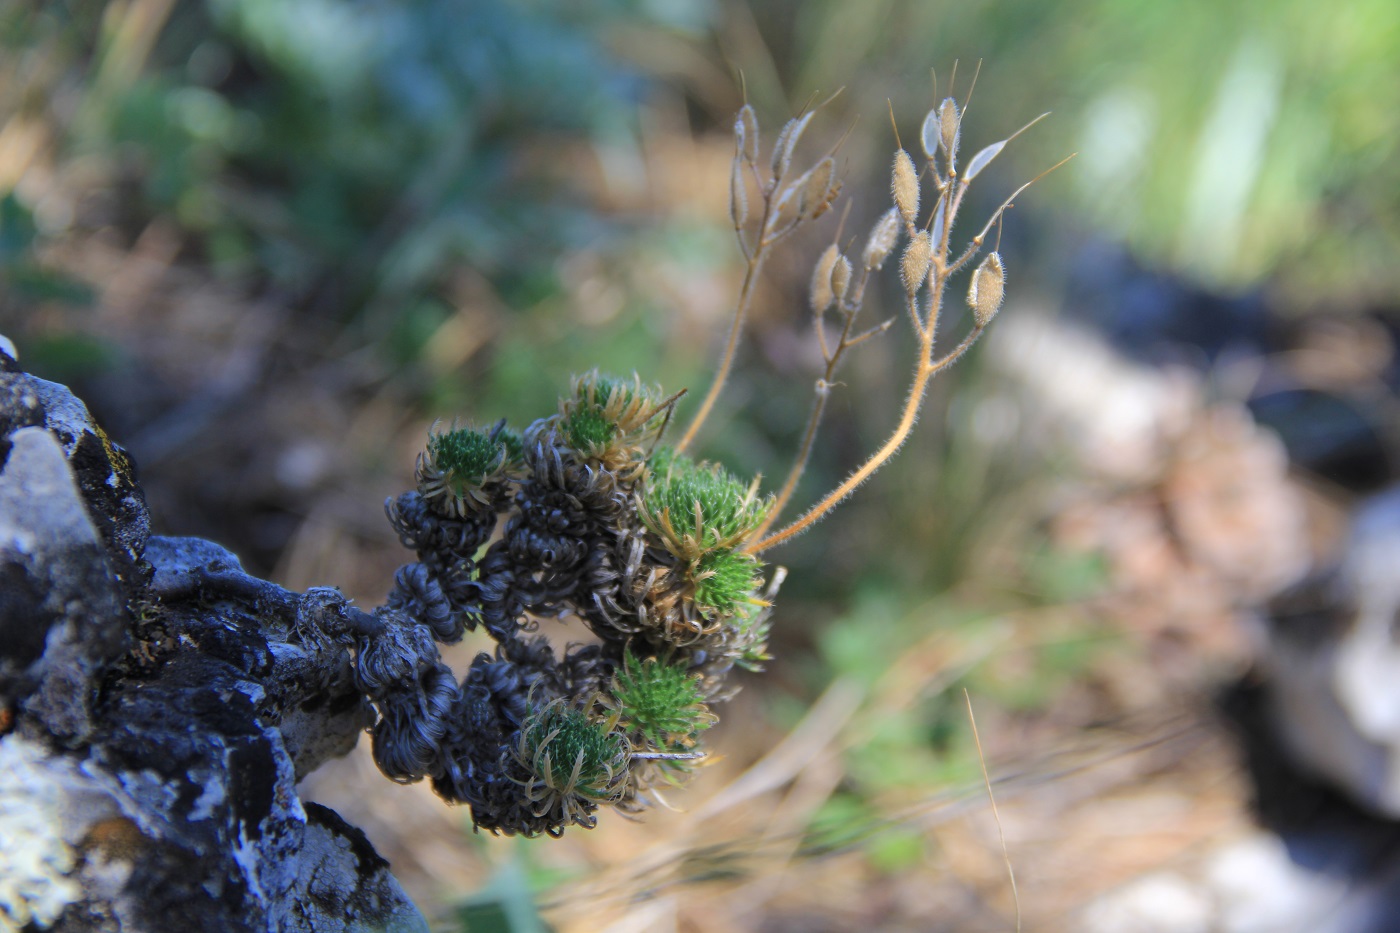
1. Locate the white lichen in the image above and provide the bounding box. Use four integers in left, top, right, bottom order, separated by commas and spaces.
0, 737, 83, 932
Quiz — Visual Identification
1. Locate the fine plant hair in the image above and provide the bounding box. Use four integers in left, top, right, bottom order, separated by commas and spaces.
339, 77, 1057, 838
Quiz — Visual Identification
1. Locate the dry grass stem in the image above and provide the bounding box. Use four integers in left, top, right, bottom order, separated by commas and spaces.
966, 688, 1021, 932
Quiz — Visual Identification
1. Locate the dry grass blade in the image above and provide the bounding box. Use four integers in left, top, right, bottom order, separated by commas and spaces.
965, 688, 1021, 932
537, 709, 1218, 930
694, 677, 864, 820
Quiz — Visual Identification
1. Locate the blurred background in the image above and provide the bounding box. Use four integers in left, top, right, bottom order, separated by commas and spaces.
5, 1, 1400, 930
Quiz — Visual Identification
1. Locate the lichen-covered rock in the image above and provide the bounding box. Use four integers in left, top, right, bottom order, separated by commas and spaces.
0, 426, 128, 744
0, 737, 84, 931
137, 536, 375, 780
0, 342, 149, 600
0, 734, 425, 933
0, 337, 427, 933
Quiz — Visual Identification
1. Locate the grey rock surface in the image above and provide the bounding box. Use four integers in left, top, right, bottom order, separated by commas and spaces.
0, 427, 127, 743
0, 337, 427, 933
1262, 485, 1400, 815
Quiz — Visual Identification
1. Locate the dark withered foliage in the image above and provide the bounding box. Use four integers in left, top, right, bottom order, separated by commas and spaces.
361, 381, 777, 837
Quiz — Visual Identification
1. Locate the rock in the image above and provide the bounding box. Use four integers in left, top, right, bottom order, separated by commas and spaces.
0, 337, 426, 933
0, 427, 128, 744
1079, 832, 1373, 933
1081, 872, 1213, 933
0, 341, 149, 599
1261, 485, 1400, 816
0, 734, 425, 933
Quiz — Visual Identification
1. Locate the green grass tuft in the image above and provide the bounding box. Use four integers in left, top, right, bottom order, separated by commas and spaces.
643, 449, 770, 551
563, 406, 617, 451
521, 704, 627, 798
428, 427, 507, 485
692, 549, 762, 614
495, 425, 524, 467
611, 651, 714, 749
580, 373, 634, 407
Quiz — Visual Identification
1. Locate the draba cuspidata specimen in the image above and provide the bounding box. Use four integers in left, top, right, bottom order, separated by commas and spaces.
359, 87, 1061, 837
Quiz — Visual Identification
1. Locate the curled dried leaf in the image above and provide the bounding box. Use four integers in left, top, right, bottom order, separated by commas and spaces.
892, 150, 919, 226
863, 207, 902, 270
968, 251, 1005, 327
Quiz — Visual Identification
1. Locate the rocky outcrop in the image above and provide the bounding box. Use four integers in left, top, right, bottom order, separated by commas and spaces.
0, 337, 426, 933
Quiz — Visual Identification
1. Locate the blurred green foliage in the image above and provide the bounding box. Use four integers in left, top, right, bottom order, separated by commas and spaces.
4, 0, 714, 331
0, 193, 94, 308
455, 855, 556, 933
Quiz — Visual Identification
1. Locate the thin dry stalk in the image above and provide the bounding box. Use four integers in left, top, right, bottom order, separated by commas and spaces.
965, 688, 1021, 933
676, 250, 769, 453
752, 257, 893, 539
678, 98, 846, 453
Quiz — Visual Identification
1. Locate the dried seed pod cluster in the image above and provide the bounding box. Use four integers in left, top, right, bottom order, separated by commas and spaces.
351, 82, 1055, 838
744, 90, 1060, 554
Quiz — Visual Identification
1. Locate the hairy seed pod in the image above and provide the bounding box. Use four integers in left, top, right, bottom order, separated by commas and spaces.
938, 97, 961, 169
892, 150, 919, 226
737, 104, 759, 164
810, 244, 839, 314
830, 254, 852, 304
968, 251, 1006, 327
901, 231, 932, 295
766, 184, 802, 239
729, 156, 747, 229
814, 179, 842, 220
863, 207, 901, 270
770, 111, 814, 184
802, 157, 837, 219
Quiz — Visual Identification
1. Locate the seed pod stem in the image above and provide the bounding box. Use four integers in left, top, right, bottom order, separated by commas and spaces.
946, 152, 1076, 275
